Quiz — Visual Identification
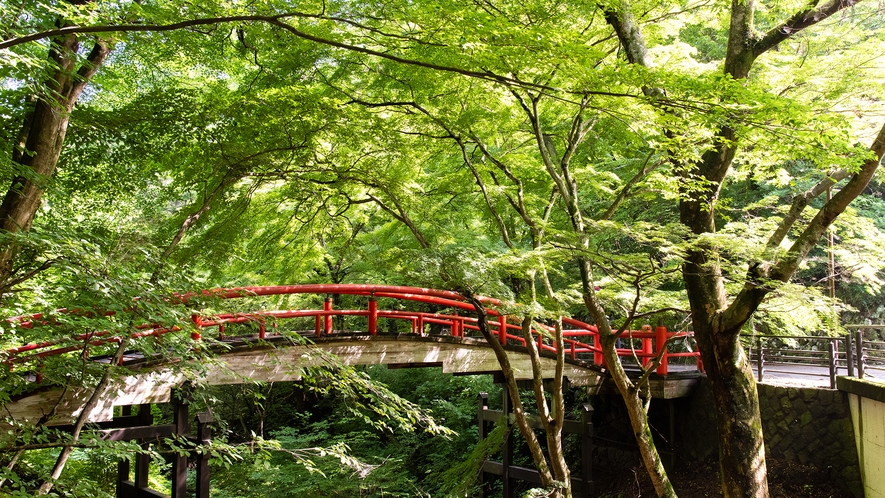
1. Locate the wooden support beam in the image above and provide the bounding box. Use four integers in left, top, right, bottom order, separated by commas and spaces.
581, 404, 594, 497
101, 424, 175, 441
195, 412, 214, 498
478, 392, 594, 498
171, 395, 189, 498
478, 392, 489, 498
116, 460, 130, 498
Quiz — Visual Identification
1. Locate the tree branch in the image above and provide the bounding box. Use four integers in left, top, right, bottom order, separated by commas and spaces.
765, 168, 851, 250
753, 0, 861, 58
601, 152, 661, 221
365, 193, 430, 249
0, 14, 583, 95
723, 121, 885, 330
772, 121, 885, 281
0, 15, 297, 50
0, 258, 55, 294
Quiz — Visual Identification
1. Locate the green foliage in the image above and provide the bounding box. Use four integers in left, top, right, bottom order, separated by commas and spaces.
213, 427, 420, 498
299, 361, 455, 437
436, 417, 509, 497
210, 367, 499, 498
2, 0, 885, 494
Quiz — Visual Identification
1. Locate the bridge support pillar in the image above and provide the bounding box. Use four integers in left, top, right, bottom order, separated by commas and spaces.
581, 403, 594, 498
113, 391, 214, 498
478, 380, 594, 497
171, 393, 190, 498
501, 383, 512, 498
195, 413, 214, 498
114, 404, 155, 498
134, 404, 152, 491
477, 392, 489, 497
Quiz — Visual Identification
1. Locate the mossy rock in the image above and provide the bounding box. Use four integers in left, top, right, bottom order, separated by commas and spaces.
792, 398, 806, 415
799, 410, 813, 427
780, 397, 793, 412
801, 388, 819, 402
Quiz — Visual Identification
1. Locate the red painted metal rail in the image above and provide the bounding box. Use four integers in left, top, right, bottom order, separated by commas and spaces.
3, 284, 701, 377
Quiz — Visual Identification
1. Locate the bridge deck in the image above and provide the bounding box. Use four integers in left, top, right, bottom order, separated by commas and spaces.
3, 285, 705, 428
3, 333, 701, 428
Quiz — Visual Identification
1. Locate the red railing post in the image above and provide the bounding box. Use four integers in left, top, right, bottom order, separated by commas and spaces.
498, 315, 507, 344
218, 324, 225, 340
655, 325, 668, 375
697, 354, 704, 372
191, 314, 202, 342
258, 318, 266, 340
594, 336, 604, 367
323, 296, 333, 335
641, 325, 653, 367
417, 315, 424, 335
368, 297, 378, 336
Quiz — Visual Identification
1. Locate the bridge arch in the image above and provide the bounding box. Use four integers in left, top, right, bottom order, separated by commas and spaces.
3, 284, 701, 427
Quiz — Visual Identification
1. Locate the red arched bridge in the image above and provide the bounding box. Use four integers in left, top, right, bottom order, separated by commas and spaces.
3, 284, 702, 427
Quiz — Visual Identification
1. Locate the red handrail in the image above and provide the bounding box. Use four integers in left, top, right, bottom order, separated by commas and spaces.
3, 284, 701, 375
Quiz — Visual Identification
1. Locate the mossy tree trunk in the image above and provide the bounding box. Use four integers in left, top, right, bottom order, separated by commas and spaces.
0, 18, 109, 289
605, 0, 882, 494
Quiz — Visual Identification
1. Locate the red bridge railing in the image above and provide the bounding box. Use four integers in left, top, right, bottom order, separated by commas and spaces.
3, 284, 701, 378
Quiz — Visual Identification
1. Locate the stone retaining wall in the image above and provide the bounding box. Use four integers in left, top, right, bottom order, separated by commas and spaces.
679, 379, 862, 497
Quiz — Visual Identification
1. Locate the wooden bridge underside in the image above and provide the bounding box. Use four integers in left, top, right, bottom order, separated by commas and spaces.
4, 334, 699, 427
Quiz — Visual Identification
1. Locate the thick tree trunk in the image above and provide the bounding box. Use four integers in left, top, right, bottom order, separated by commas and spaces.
684, 260, 768, 496
0, 33, 109, 286
698, 328, 767, 496
680, 201, 771, 497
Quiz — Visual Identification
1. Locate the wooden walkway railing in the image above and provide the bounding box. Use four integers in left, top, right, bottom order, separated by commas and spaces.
747, 326, 885, 388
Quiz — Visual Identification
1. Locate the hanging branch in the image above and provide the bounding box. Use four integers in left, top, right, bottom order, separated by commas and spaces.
36, 336, 130, 495
600, 152, 662, 221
